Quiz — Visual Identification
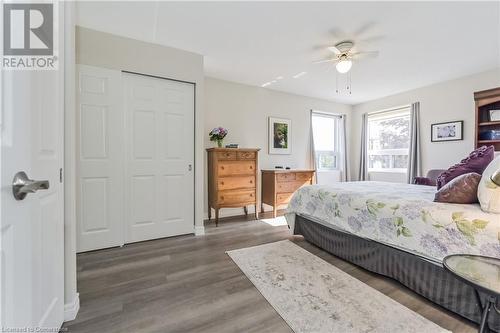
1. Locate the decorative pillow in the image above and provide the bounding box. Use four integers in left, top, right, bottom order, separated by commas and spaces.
434, 173, 481, 203
413, 177, 434, 186
436, 145, 495, 189
478, 155, 500, 213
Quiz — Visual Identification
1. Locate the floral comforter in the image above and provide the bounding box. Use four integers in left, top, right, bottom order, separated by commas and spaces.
285, 182, 500, 263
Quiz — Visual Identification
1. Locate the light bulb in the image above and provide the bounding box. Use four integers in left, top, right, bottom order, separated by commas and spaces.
336, 60, 352, 74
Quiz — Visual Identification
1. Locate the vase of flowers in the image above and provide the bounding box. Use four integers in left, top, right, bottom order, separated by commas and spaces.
209, 127, 228, 148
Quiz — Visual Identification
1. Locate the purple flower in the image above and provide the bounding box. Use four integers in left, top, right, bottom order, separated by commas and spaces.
479, 243, 500, 258
420, 234, 448, 257
400, 204, 422, 220
209, 126, 228, 141
444, 228, 468, 246
357, 209, 371, 223
379, 217, 396, 237
337, 194, 351, 205
348, 216, 362, 232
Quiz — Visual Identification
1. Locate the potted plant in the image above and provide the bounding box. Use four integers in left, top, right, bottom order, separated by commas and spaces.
209, 127, 228, 148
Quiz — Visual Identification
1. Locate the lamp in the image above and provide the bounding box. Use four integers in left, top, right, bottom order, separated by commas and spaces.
336, 55, 352, 74
491, 169, 500, 186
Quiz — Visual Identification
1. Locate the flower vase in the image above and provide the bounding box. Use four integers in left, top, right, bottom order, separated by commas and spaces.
217, 139, 223, 148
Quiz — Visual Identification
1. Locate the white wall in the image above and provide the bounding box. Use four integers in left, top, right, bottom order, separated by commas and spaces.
75, 26, 205, 235
204, 77, 352, 218
350, 69, 500, 182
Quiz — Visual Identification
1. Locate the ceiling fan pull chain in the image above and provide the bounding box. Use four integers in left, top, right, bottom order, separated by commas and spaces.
336, 72, 339, 94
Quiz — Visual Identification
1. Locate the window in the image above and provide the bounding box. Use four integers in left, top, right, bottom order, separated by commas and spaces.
312, 112, 342, 170
367, 107, 410, 172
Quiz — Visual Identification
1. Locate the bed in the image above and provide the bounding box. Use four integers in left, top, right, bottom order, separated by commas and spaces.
285, 181, 500, 331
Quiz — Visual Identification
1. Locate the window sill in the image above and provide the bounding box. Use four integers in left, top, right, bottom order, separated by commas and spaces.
368, 170, 408, 174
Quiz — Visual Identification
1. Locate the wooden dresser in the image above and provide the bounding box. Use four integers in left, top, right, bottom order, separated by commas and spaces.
207, 148, 260, 226
261, 169, 315, 217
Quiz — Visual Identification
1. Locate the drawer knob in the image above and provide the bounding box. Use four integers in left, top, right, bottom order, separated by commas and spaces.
249, 180, 253, 184
221, 182, 224, 185
221, 166, 224, 170
220, 196, 224, 200
250, 194, 253, 197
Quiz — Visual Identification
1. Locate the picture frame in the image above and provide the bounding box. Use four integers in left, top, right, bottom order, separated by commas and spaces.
431, 121, 463, 142
268, 117, 291, 154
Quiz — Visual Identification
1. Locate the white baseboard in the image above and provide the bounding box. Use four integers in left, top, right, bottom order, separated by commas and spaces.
64, 293, 80, 322
194, 225, 205, 236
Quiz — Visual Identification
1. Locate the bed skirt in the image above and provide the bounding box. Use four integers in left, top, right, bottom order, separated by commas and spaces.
294, 214, 500, 332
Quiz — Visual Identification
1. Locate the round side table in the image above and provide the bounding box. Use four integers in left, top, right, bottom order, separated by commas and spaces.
444, 254, 500, 333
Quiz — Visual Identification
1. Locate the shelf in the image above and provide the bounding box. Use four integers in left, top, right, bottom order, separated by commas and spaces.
478, 140, 500, 143
479, 121, 500, 126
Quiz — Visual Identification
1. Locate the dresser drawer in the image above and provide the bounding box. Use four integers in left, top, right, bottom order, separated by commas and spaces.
218, 176, 255, 190
216, 151, 237, 160
218, 161, 255, 176
276, 192, 294, 205
276, 180, 309, 193
218, 190, 255, 205
276, 173, 296, 182
237, 151, 256, 160
296, 172, 313, 181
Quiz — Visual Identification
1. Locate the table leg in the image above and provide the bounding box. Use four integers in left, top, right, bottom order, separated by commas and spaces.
479, 295, 496, 333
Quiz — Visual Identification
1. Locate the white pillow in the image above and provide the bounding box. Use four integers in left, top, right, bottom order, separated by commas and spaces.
478, 155, 500, 213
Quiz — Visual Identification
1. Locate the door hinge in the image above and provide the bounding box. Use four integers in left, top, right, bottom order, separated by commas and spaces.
59, 168, 63, 183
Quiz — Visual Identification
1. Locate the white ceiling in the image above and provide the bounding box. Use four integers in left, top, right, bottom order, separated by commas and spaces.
76, 1, 500, 104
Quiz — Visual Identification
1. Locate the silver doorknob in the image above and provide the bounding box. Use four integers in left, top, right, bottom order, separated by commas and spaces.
12, 171, 49, 200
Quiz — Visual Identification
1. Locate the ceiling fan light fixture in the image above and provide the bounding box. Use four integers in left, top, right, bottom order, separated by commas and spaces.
336, 59, 352, 74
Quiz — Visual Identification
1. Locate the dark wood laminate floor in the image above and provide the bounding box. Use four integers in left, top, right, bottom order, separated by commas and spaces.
63, 212, 477, 333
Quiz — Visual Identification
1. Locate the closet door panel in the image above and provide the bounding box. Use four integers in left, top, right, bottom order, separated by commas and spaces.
76, 65, 124, 252
124, 73, 194, 243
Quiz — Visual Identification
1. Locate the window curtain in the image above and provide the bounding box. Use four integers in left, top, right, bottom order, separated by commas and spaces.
309, 110, 317, 184
358, 113, 368, 181
407, 102, 422, 183
339, 115, 349, 181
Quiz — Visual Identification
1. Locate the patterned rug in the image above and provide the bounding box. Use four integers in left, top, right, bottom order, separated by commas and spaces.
227, 240, 450, 333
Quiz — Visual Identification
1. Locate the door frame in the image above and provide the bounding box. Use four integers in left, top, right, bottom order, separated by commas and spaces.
62, 1, 79, 322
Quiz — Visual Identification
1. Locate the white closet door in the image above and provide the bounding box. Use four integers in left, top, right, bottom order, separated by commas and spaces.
76, 65, 124, 252
124, 73, 194, 243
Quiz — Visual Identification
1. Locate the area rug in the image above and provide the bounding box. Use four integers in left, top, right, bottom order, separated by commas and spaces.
227, 240, 450, 333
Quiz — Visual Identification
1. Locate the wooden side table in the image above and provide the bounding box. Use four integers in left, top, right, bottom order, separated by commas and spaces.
261, 169, 314, 218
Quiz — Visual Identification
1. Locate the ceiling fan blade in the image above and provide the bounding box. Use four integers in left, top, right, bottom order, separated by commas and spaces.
312, 59, 336, 64
327, 46, 341, 54
351, 51, 379, 59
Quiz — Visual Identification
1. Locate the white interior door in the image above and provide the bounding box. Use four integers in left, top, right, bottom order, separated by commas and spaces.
76, 65, 123, 252
124, 72, 194, 243
0, 4, 64, 330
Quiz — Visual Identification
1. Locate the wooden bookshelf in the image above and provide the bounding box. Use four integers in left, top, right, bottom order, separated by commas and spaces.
475, 87, 500, 151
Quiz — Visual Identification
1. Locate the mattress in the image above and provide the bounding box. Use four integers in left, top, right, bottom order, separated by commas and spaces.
285, 181, 500, 263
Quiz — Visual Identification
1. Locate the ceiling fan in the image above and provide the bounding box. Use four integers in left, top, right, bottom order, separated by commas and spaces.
314, 41, 379, 73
